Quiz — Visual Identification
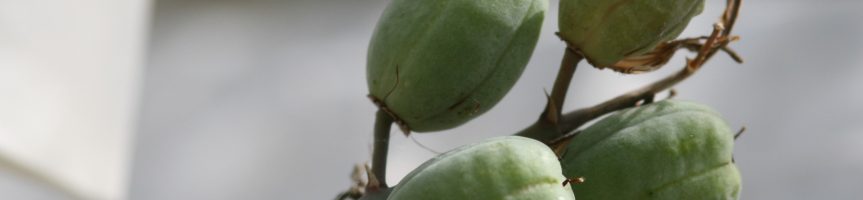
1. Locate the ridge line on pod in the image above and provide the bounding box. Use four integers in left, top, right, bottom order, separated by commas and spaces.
382, 0, 454, 103
418, 0, 538, 123
377, 0, 457, 133
648, 161, 734, 195
567, 109, 721, 161
503, 177, 566, 199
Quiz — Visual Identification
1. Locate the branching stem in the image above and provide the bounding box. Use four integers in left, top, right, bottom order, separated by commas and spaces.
516, 48, 582, 141
530, 0, 742, 145
546, 1, 741, 144
341, 1, 744, 198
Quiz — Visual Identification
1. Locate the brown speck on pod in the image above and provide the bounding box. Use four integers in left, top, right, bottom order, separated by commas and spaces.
562, 177, 585, 186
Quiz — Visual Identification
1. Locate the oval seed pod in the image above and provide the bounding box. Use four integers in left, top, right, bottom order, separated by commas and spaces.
388, 136, 574, 200
561, 100, 741, 199
558, 0, 704, 68
367, 0, 548, 133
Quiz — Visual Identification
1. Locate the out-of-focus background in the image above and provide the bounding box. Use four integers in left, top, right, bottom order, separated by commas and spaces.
1, 0, 862, 199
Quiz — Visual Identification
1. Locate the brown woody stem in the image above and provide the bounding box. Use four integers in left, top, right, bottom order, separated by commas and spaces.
530, 0, 741, 145
343, 1, 743, 198
548, 21, 735, 144
516, 48, 583, 142
549, 49, 584, 119
557, 62, 698, 135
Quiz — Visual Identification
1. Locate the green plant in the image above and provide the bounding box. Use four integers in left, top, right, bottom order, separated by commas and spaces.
339, 0, 745, 199
558, 0, 704, 72
367, 0, 547, 134
388, 136, 574, 200
560, 100, 741, 199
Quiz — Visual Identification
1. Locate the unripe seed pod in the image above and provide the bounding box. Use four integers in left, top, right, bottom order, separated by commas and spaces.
558, 0, 704, 68
367, 0, 548, 133
561, 100, 741, 199
388, 136, 575, 200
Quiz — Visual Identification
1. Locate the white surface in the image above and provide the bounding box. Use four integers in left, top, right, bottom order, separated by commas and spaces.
0, 0, 150, 199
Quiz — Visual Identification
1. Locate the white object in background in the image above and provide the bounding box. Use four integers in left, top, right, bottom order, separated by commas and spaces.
0, 0, 150, 199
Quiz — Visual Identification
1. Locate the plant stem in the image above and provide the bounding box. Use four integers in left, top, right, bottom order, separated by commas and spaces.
550, 20, 736, 144
370, 110, 393, 189
339, 1, 742, 198
549, 48, 583, 117
558, 64, 695, 134
516, 48, 582, 142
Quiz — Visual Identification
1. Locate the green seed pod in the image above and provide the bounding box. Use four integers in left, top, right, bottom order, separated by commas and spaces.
388, 136, 574, 200
561, 100, 741, 199
367, 0, 548, 133
558, 0, 704, 68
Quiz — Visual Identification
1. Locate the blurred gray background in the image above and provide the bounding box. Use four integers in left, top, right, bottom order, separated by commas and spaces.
127, 0, 862, 199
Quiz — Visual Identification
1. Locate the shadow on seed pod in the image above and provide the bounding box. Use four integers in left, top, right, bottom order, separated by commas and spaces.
560, 100, 741, 199
558, 0, 704, 70
367, 0, 548, 133
388, 136, 575, 200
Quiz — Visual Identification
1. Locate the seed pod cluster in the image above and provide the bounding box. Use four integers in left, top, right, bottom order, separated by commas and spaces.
388, 136, 575, 200
558, 0, 704, 68
560, 100, 741, 199
367, 0, 548, 133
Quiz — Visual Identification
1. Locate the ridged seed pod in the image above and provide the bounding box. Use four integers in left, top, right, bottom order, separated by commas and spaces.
388, 136, 575, 200
561, 100, 741, 199
367, 0, 548, 133
558, 0, 704, 68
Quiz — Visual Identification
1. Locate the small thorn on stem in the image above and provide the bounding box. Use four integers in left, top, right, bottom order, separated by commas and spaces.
549, 130, 580, 155
721, 46, 744, 63
667, 89, 677, 99
734, 126, 746, 140
643, 93, 656, 105
635, 94, 656, 107
562, 177, 585, 186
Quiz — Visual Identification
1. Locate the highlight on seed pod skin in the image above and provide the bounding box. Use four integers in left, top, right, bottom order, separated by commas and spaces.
560, 100, 741, 200
388, 136, 575, 200
558, 0, 704, 68
366, 0, 548, 133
